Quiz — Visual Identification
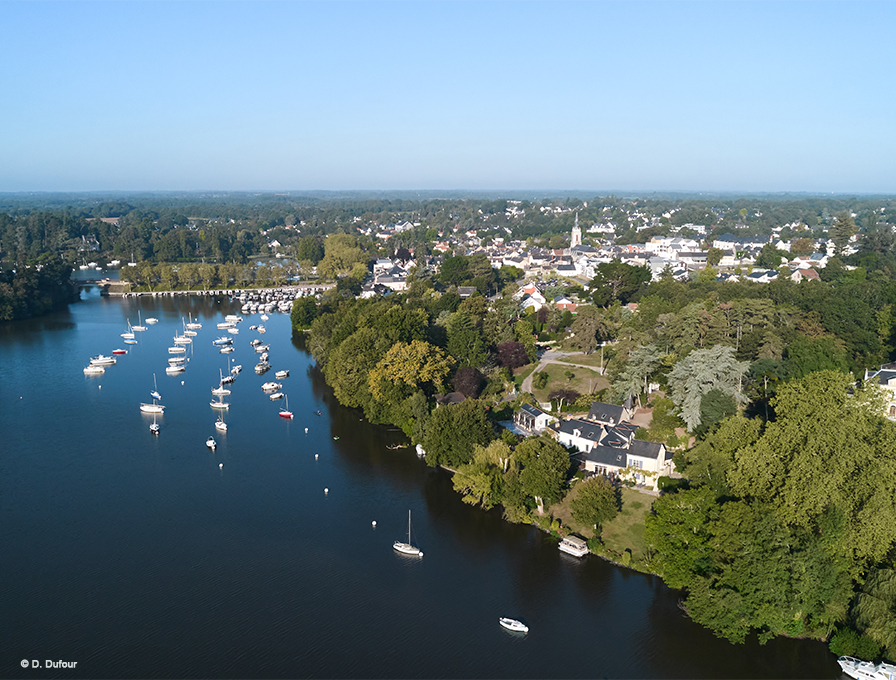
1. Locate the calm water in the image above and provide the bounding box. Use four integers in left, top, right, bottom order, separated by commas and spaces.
0, 288, 840, 679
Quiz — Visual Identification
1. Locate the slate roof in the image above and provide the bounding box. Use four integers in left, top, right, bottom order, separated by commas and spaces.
584, 445, 628, 469
587, 402, 626, 426
554, 418, 603, 443
629, 439, 664, 460
519, 404, 548, 418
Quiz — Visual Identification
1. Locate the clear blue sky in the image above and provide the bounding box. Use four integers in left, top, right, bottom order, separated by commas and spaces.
1, 1, 893, 193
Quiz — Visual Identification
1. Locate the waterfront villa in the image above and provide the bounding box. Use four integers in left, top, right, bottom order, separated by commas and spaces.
513, 404, 557, 434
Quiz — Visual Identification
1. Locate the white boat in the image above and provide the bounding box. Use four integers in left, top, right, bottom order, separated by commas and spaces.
257, 326, 266, 333
166, 365, 185, 375
215, 416, 227, 433
173, 335, 192, 345
184, 329, 198, 337
255, 362, 270, 374
168, 357, 185, 365
185, 314, 201, 330
269, 392, 284, 400
121, 321, 135, 340
217, 321, 235, 330
558, 535, 590, 558
393, 510, 423, 557
231, 364, 242, 375
260, 314, 269, 321
150, 373, 162, 401
140, 400, 165, 414
838, 657, 896, 680
255, 344, 270, 353
227, 327, 239, 334
206, 436, 217, 450
261, 381, 281, 392
145, 317, 158, 325
275, 370, 289, 379
499, 618, 529, 634
132, 312, 147, 332
220, 345, 234, 354
416, 445, 426, 458
225, 314, 242, 323
250, 339, 262, 347
210, 396, 230, 410
168, 346, 186, 354
84, 365, 105, 375
213, 336, 232, 346
150, 413, 160, 435
213, 370, 231, 396
124, 338, 138, 345
90, 354, 117, 366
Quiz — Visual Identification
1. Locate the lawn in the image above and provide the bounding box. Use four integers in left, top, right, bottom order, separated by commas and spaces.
548, 484, 653, 563
531, 363, 609, 403
554, 352, 607, 369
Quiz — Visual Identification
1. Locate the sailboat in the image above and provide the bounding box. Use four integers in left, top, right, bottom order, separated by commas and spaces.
150, 413, 160, 435
210, 394, 230, 410
186, 313, 202, 330
121, 320, 135, 340
132, 311, 147, 332
278, 394, 293, 419
140, 398, 164, 414
212, 369, 231, 396
150, 373, 162, 401
393, 510, 423, 557
215, 414, 228, 433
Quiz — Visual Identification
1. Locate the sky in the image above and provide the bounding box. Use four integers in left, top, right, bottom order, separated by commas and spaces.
1, 1, 894, 194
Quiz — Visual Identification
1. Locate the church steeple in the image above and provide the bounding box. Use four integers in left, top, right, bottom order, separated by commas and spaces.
571, 212, 582, 248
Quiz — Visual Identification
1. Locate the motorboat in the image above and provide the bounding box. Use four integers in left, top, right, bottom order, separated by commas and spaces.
112, 348, 128, 355
275, 370, 289, 379
259, 352, 269, 363
499, 618, 528, 634
90, 355, 117, 366
231, 364, 242, 375
269, 392, 284, 400
255, 362, 270, 374
257, 326, 266, 334
140, 401, 165, 414
227, 327, 239, 334
168, 346, 186, 354
213, 336, 233, 346
220, 374, 235, 385
84, 365, 105, 375
393, 510, 423, 557
250, 339, 262, 347
217, 321, 235, 330
225, 314, 243, 323
838, 657, 896, 680
220, 345, 234, 354
145, 317, 159, 325
416, 445, 426, 458
124, 339, 138, 345
558, 535, 590, 558
260, 314, 269, 321
261, 382, 281, 392
206, 437, 217, 450
249, 325, 258, 331
165, 365, 185, 375
279, 395, 293, 419
255, 344, 270, 353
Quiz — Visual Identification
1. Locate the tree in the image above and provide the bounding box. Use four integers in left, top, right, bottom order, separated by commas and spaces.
612, 344, 661, 406
588, 262, 651, 307
452, 440, 511, 509
830, 213, 857, 256
667, 345, 750, 431
569, 305, 607, 354
515, 436, 573, 510
791, 237, 816, 256
422, 400, 494, 468
453, 366, 484, 398
755, 243, 789, 269
496, 341, 530, 369
570, 476, 620, 530
368, 340, 454, 401
852, 568, 896, 661
290, 296, 318, 330
706, 247, 724, 267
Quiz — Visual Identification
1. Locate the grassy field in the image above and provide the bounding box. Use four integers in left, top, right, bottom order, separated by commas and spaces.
554, 352, 607, 369
548, 484, 653, 562
531, 363, 609, 402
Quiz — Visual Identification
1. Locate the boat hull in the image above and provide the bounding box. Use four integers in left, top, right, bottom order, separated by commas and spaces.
393, 542, 423, 557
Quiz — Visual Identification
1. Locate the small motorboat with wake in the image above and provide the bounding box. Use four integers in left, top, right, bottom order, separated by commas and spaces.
499, 618, 528, 634
206, 437, 217, 450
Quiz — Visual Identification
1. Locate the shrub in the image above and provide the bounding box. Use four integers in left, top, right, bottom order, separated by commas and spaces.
829, 628, 881, 660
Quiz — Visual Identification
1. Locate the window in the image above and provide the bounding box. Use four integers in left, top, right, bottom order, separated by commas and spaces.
629, 458, 643, 469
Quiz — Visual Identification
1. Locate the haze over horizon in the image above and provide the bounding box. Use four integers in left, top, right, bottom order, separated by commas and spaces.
2, 1, 893, 195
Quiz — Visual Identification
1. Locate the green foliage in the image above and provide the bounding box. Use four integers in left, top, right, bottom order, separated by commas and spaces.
290, 296, 319, 330
852, 568, 896, 660
514, 436, 574, 508
829, 628, 882, 660
532, 371, 549, 389
422, 400, 494, 468
667, 345, 750, 431
570, 477, 621, 531
589, 261, 651, 307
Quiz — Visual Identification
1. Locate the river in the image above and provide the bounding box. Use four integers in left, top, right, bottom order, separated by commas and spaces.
0, 287, 840, 678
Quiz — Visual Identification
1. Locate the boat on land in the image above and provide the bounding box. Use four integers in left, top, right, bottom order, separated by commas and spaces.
837, 657, 896, 680
90, 355, 117, 366
206, 437, 217, 450
278, 395, 293, 419
558, 535, 590, 558
393, 510, 423, 557
83, 365, 105, 375
275, 369, 289, 379
499, 618, 528, 634
112, 348, 128, 355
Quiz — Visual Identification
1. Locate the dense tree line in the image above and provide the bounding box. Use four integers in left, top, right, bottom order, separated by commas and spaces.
0, 253, 78, 321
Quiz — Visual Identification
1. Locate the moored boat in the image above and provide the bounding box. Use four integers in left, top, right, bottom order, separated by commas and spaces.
166, 365, 186, 375
261, 381, 281, 392
838, 657, 896, 680
112, 348, 128, 355
275, 369, 289, 379
558, 535, 589, 558
499, 617, 529, 634
83, 365, 105, 375
206, 436, 217, 450
269, 392, 284, 400
145, 317, 159, 325
168, 346, 186, 354
140, 401, 165, 414
393, 510, 423, 557
90, 354, 117, 366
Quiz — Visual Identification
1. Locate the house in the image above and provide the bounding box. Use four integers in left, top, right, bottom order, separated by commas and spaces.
513, 404, 556, 434
790, 268, 820, 283
586, 401, 632, 427
457, 286, 477, 298
864, 363, 896, 419
553, 295, 578, 313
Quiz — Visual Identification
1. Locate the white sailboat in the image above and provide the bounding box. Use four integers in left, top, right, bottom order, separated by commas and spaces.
140, 399, 164, 414
150, 373, 162, 401
186, 313, 202, 330
210, 394, 230, 410
121, 321, 135, 340
132, 312, 147, 332
393, 510, 423, 557
215, 414, 228, 433
212, 370, 231, 396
